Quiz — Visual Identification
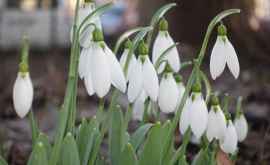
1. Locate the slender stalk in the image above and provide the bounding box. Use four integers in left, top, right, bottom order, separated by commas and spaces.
28, 109, 39, 146
96, 98, 105, 125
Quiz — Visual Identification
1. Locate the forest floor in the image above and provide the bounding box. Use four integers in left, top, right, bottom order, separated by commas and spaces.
0, 48, 269, 165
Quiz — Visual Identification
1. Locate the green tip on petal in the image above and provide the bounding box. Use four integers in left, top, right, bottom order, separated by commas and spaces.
217, 23, 227, 36
159, 18, 169, 31
93, 28, 104, 42
124, 39, 133, 49
138, 40, 149, 55
174, 74, 183, 83
210, 94, 220, 106
191, 83, 201, 93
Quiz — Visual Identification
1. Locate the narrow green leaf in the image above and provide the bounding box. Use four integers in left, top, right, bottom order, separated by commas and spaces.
0, 155, 8, 165
27, 142, 49, 165
191, 148, 210, 165
139, 123, 163, 165
88, 131, 102, 165
109, 106, 124, 165
178, 155, 188, 165
119, 143, 138, 165
114, 27, 146, 54
28, 109, 39, 146
76, 118, 99, 165
36, 133, 51, 161
130, 123, 153, 152
60, 133, 80, 165
161, 120, 175, 164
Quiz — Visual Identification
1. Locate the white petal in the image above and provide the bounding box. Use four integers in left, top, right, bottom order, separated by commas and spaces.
142, 57, 159, 101
84, 73, 95, 96
128, 59, 143, 102
132, 90, 147, 121
13, 73, 34, 118
225, 37, 240, 79
166, 33, 180, 72
210, 36, 226, 80
234, 114, 248, 142
105, 45, 127, 93
215, 107, 227, 141
90, 44, 111, 98
79, 47, 92, 79
220, 121, 238, 154
190, 93, 208, 139
120, 49, 137, 82
152, 31, 180, 73
206, 109, 217, 142
179, 98, 192, 135
158, 73, 179, 113
176, 83, 186, 108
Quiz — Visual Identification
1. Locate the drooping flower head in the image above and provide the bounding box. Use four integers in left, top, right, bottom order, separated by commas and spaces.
13, 37, 34, 118
234, 111, 248, 142
175, 74, 185, 108
152, 18, 180, 74
76, 0, 103, 48
128, 40, 159, 102
206, 95, 227, 142
179, 83, 208, 139
83, 28, 126, 98
220, 120, 238, 154
210, 24, 240, 80
158, 64, 179, 113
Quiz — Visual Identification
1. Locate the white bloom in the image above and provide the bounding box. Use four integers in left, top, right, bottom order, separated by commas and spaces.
152, 31, 180, 73
132, 90, 147, 121
206, 106, 227, 142
179, 98, 191, 135
234, 114, 248, 142
220, 120, 238, 154
77, 3, 102, 48
128, 56, 159, 102
119, 49, 137, 82
189, 93, 208, 139
13, 72, 34, 118
79, 46, 93, 79
158, 73, 179, 113
210, 36, 240, 80
176, 82, 185, 108
90, 43, 111, 98
104, 45, 127, 93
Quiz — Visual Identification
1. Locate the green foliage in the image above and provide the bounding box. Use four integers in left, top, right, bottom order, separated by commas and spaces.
60, 133, 80, 165
27, 142, 49, 165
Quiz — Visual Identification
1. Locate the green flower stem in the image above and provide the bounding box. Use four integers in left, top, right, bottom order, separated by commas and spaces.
163, 9, 240, 157
222, 94, 231, 120
96, 98, 105, 125
179, 61, 193, 71
28, 109, 39, 147
200, 70, 212, 104
154, 43, 179, 69
235, 96, 243, 118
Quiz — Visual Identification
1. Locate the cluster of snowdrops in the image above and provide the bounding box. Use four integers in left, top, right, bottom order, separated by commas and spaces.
5, 0, 249, 164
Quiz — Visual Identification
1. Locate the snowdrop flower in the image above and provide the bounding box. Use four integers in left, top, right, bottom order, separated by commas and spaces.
175, 75, 185, 108
206, 96, 227, 142
128, 41, 159, 102
13, 63, 33, 118
132, 90, 147, 121
76, 0, 102, 48
158, 64, 179, 113
210, 24, 240, 80
83, 28, 126, 98
119, 39, 137, 82
179, 84, 208, 139
220, 120, 238, 154
152, 18, 180, 74
234, 113, 248, 142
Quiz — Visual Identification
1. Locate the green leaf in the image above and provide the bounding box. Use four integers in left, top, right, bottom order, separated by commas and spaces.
139, 123, 163, 165
27, 142, 49, 165
36, 133, 51, 161
119, 143, 138, 165
146, 3, 177, 44
130, 123, 153, 152
114, 27, 147, 54
60, 133, 80, 165
88, 130, 102, 165
76, 118, 99, 165
191, 148, 210, 165
161, 120, 175, 164
0, 155, 8, 165
28, 110, 39, 146
178, 155, 188, 165
109, 106, 124, 165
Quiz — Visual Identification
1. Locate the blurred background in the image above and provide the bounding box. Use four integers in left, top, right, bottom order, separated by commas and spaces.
0, 0, 270, 164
